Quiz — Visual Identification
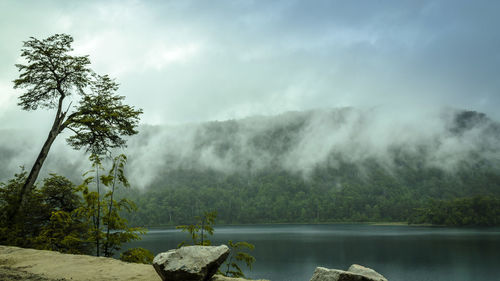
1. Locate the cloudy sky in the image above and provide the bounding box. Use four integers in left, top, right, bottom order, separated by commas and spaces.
1, 0, 500, 129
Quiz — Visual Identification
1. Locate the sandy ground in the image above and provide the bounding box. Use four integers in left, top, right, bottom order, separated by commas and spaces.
0, 245, 263, 281
0, 245, 159, 280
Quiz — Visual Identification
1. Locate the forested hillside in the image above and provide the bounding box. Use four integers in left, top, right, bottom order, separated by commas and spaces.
118, 108, 500, 226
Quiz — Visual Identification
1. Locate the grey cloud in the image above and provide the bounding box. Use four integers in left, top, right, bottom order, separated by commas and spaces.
2, 0, 500, 125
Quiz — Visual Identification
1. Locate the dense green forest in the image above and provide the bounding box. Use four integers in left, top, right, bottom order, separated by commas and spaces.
121, 160, 500, 226
409, 196, 500, 226
118, 109, 500, 226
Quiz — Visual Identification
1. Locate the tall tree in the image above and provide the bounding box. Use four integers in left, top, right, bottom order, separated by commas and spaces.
78, 154, 145, 257
12, 34, 142, 219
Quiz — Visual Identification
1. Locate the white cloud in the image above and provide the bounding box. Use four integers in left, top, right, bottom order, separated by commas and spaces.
144, 43, 202, 71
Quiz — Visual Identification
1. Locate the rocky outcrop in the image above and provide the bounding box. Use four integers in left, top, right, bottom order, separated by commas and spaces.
310, 265, 388, 281
153, 245, 230, 281
347, 264, 387, 281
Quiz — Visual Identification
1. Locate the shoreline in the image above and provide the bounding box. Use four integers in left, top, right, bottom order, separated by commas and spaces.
142, 221, 414, 229
142, 222, 489, 230
137, 222, 494, 232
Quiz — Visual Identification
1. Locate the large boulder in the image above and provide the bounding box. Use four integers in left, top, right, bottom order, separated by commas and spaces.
310, 265, 388, 281
153, 245, 230, 281
348, 264, 387, 281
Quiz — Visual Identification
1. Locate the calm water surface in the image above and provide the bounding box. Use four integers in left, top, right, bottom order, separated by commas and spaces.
125, 224, 500, 281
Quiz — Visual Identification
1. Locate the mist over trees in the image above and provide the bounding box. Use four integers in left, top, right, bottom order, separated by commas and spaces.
110, 108, 500, 226
2, 107, 499, 189
120, 107, 500, 188
1, 86, 500, 226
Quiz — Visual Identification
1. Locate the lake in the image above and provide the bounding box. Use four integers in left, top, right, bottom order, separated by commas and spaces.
124, 224, 500, 281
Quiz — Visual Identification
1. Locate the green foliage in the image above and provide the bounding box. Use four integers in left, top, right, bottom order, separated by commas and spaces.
40, 174, 81, 212
222, 240, 256, 278
121, 151, 500, 226
177, 210, 217, 246
120, 247, 154, 264
13, 33, 142, 154
0, 168, 26, 226
0, 168, 45, 246
34, 210, 91, 254
178, 211, 256, 278
78, 154, 146, 257
34, 174, 90, 254
0, 171, 89, 252
0, 155, 145, 258
65, 74, 143, 155
409, 196, 500, 226
14, 34, 91, 111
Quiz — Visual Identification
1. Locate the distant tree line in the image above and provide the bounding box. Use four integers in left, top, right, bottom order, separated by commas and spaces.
119, 156, 500, 226
116, 107, 500, 227
409, 196, 500, 226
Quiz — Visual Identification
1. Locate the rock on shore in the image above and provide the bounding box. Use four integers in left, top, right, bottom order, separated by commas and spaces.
310, 264, 388, 281
153, 245, 230, 281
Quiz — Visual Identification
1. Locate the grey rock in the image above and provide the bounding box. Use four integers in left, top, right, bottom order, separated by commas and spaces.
153, 245, 230, 281
348, 264, 387, 281
210, 275, 270, 281
310, 266, 388, 281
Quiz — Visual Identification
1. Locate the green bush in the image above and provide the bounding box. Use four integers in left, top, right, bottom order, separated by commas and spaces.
120, 247, 154, 264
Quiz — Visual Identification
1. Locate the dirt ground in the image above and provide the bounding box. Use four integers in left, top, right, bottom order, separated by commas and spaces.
0, 245, 266, 281
0, 265, 68, 280
0, 245, 161, 281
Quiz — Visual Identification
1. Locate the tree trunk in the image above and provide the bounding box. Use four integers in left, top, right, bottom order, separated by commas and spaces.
104, 159, 118, 257
96, 167, 101, 257
11, 101, 65, 222
201, 219, 205, 245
